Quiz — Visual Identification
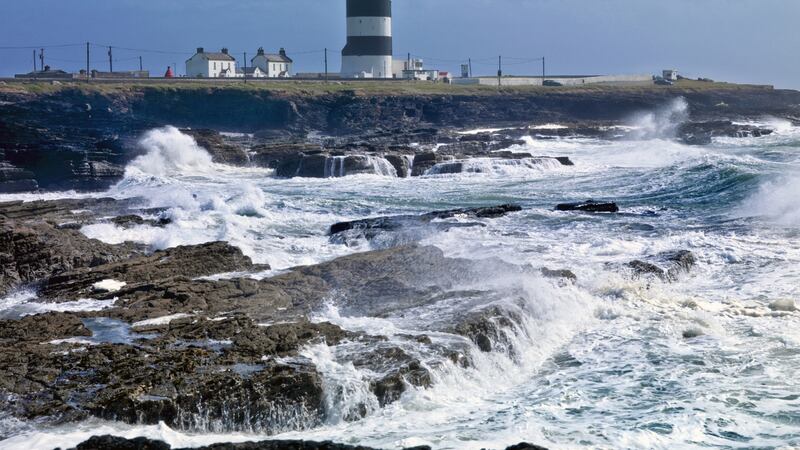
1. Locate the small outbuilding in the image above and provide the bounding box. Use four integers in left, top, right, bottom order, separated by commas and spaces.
251, 48, 293, 78
14, 66, 73, 79
663, 69, 679, 81
238, 67, 267, 78
186, 48, 238, 78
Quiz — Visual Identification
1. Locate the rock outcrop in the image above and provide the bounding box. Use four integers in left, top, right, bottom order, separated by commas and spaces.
556, 200, 619, 213
2, 84, 797, 190
329, 205, 522, 245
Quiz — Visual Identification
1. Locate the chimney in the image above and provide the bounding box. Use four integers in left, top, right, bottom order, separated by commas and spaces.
221, 48, 229, 55
257, 47, 265, 56
279, 48, 286, 57
197, 47, 204, 54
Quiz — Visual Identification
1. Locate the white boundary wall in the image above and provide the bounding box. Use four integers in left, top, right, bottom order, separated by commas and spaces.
452, 74, 653, 86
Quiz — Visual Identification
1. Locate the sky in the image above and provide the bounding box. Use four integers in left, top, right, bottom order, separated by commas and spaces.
0, 0, 798, 89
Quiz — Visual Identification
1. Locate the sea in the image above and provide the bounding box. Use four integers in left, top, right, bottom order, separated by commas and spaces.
1, 98, 799, 450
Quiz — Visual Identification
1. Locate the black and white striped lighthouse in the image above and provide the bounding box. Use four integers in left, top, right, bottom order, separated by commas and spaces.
341, 0, 393, 78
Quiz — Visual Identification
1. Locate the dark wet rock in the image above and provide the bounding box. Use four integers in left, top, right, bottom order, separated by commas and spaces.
249, 142, 323, 170
88, 357, 324, 433
682, 328, 704, 339
0, 162, 38, 193
351, 346, 433, 407
0, 197, 143, 223
663, 250, 696, 275
0, 219, 140, 296
1, 243, 529, 432
110, 214, 171, 229
627, 250, 697, 282
72, 435, 430, 450
274, 153, 398, 178
42, 241, 267, 301
628, 260, 666, 279
181, 129, 249, 166
506, 444, 549, 450
769, 299, 797, 312
410, 152, 452, 176
384, 154, 412, 178
74, 435, 170, 450
0, 312, 90, 343
275, 153, 328, 178
3, 85, 800, 191
329, 205, 522, 245
554, 156, 574, 166
556, 200, 619, 213
84, 245, 520, 326
110, 214, 146, 227
679, 120, 775, 145
540, 268, 577, 282
1, 316, 334, 433
452, 305, 523, 354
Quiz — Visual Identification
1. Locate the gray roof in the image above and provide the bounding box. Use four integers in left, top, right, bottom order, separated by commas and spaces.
265, 54, 292, 63
238, 67, 261, 74
195, 52, 236, 62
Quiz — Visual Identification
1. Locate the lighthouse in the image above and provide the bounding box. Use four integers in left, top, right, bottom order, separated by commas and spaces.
341, 0, 393, 78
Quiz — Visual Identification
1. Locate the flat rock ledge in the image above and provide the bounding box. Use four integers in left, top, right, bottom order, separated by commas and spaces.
69, 435, 549, 450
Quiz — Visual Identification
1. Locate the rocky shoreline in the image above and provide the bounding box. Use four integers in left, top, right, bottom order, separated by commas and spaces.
1, 83, 798, 191
0, 196, 697, 448
0, 82, 788, 448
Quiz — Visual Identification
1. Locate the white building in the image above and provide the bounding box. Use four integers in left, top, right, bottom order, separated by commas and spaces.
392, 58, 423, 78
251, 48, 293, 78
663, 69, 679, 81
186, 48, 238, 78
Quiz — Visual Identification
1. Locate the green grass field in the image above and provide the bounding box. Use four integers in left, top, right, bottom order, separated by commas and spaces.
0, 78, 776, 97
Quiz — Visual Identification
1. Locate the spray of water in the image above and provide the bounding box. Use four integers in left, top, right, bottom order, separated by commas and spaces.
125, 126, 216, 179
737, 173, 800, 226
628, 97, 689, 140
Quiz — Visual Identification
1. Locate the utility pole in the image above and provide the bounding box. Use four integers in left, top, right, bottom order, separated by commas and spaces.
468, 58, 472, 77
108, 46, 113, 72
542, 56, 546, 80
497, 55, 502, 87
39, 48, 44, 71
243, 52, 247, 84
86, 42, 90, 82
139, 56, 143, 72
32, 50, 36, 72
324, 48, 328, 82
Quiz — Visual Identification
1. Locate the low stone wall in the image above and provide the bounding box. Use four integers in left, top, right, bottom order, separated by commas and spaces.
452, 74, 653, 87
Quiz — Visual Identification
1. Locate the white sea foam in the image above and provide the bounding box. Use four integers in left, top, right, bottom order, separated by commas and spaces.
131, 313, 194, 328
0, 290, 117, 319
92, 279, 127, 293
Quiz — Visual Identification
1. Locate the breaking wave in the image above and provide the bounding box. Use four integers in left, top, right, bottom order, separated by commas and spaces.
124, 126, 216, 179
737, 173, 800, 225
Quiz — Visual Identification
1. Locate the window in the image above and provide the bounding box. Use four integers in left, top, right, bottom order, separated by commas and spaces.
214, 62, 217, 70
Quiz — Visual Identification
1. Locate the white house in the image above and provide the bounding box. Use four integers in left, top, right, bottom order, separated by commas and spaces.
663, 69, 679, 81
186, 48, 238, 78
251, 48, 293, 78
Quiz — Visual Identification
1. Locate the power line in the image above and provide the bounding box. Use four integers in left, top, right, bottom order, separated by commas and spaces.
0, 43, 85, 50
